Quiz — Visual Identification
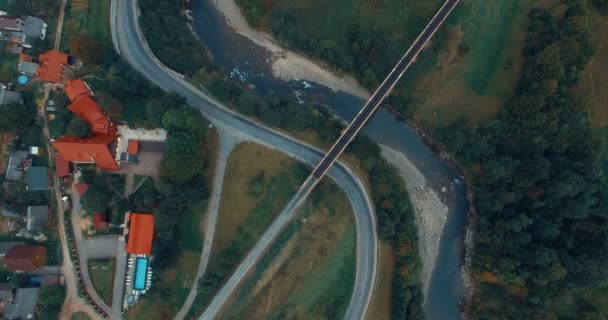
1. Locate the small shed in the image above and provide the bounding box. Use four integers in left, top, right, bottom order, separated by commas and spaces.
127, 140, 139, 155
93, 212, 108, 230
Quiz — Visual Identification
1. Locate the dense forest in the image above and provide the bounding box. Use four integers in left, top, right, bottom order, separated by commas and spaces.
138, 0, 425, 317
435, 1, 608, 318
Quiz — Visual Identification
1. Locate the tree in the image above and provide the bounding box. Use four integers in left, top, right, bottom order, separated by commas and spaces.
0, 102, 34, 133
247, 171, 265, 196
38, 285, 65, 320
81, 185, 114, 213
162, 132, 204, 183
65, 117, 91, 138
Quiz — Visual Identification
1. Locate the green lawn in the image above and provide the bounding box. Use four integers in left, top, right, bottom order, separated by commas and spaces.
71, 312, 92, 320
86, 0, 111, 45
177, 200, 207, 252
88, 259, 115, 305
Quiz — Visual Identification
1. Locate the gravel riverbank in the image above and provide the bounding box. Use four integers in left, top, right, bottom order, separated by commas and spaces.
380, 144, 449, 295
210, 0, 370, 99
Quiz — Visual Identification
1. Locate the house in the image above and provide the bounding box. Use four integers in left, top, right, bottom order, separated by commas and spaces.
0, 88, 22, 105
93, 212, 108, 230
64, 79, 91, 102
2, 245, 47, 272
17, 61, 38, 75
53, 78, 121, 170
4, 151, 29, 181
37, 50, 74, 83
0, 17, 24, 41
0, 242, 24, 258
54, 153, 70, 177
22, 16, 46, 45
26, 206, 48, 231
68, 95, 112, 136
26, 166, 48, 191
3, 287, 40, 320
126, 213, 155, 255
52, 134, 120, 171
0, 284, 15, 302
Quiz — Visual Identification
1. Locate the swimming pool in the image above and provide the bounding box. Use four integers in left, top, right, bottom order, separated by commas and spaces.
134, 257, 149, 290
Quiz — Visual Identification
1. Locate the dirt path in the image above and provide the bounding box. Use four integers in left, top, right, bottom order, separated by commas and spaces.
380, 145, 449, 295
210, 0, 370, 99
54, 0, 68, 50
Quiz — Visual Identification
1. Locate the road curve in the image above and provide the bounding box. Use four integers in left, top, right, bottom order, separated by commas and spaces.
113, 1, 378, 319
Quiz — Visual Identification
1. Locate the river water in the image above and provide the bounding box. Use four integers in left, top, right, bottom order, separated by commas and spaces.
191, 1, 468, 318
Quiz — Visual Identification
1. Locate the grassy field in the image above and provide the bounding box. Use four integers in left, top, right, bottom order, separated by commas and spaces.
88, 258, 115, 305
211, 143, 299, 255
576, 4, 608, 127
70, 312, 92, 320
367, 243, 395, 320
86, 0, 111, 45
186, 143, 306, 316
221, 181, 356, 319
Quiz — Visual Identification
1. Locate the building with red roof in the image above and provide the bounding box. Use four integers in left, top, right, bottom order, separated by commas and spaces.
126, 213, 155, 255
52, 134, 119, 171
2, 245, 47, 272
127, 140, 139, 155
37, 50, 70, 83
67, 96, 111, 136
54, 154, 70, 177
75, 182, 89, 196
64, 79, 91, 102
93, 213, 108, 230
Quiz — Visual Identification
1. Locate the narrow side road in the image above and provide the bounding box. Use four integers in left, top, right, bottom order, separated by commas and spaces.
174, 127, 239, 320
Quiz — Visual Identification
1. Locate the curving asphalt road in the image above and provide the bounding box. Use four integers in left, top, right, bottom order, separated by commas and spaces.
113, 0, 378, 319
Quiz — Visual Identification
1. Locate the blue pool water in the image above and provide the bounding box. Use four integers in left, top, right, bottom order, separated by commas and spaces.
17, 75, 29, 84
134, 257, 148, 290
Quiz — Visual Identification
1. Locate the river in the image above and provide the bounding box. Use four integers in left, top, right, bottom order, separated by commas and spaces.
191, 1, 468, 319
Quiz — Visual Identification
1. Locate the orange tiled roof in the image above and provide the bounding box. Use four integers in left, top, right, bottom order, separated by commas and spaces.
65, 79, 91, 102
52, 134, 119, 171
127, 140, 139, 155
126, 213, 154, 255
37, 50, 69, 83
67, 96, 110, 136
54, 154, 70, 177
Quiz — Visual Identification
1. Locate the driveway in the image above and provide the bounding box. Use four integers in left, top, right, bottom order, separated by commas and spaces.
70, 184, 113, 315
